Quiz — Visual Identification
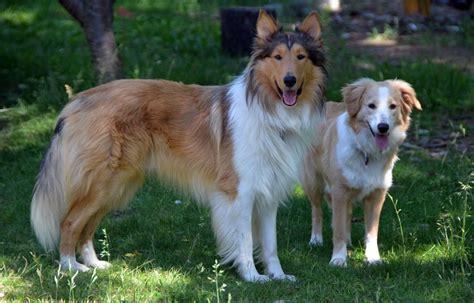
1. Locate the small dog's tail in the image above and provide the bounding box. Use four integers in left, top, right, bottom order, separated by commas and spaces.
31, 118, 68, 252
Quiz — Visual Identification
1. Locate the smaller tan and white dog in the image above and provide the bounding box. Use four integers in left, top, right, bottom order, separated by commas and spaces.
301, 78, 421, 266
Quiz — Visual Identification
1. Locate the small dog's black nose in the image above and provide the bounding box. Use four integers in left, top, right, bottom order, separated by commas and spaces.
283, 75, 296, 88
377, 123, 389, 134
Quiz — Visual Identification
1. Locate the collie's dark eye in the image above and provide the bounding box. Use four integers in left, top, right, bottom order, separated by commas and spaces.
297, 54, 306, 60
368, 103, 376, 109
389, 104, 397, 110
274, 54, 282, 60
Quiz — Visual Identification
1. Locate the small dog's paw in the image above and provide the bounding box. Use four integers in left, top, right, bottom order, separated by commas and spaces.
269, 273, 297, 282
329, 257, 347, 267
309, 234, 323, 247
365, 258, 383, 266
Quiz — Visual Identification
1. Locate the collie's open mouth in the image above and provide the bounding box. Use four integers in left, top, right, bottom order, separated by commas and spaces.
367, 122, 389, 151
275, 81, 303, 107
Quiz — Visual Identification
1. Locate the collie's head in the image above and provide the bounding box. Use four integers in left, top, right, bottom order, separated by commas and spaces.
245, 11, 326, 111
342, 78, 422, 153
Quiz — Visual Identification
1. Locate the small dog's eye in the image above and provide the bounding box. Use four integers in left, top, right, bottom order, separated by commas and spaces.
297, 54, 306, 60
389, 104, 397, 110
368, 103, 376, 109
274, 55, 282, 60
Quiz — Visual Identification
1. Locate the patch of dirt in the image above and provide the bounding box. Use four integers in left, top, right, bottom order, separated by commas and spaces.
330, 0, 474, 74
404, 112, 474, 155
345, 36, 474, 74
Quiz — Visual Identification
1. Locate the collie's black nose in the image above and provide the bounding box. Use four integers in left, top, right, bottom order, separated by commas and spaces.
284, 75, 296, 88
377, 123, 389, 134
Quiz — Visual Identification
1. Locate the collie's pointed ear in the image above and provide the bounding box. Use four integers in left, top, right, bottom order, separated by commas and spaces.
297, 11, 322, 40
342, 78, 374, 117
256, 10, 278, 41
389, 80, 422, 111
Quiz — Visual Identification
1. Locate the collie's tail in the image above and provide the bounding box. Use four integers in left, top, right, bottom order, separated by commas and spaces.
31, 126, 68, 252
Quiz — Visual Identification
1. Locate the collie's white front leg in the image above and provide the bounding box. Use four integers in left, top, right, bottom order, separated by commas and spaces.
257, 205, 296, 281
210, 192, 269, 282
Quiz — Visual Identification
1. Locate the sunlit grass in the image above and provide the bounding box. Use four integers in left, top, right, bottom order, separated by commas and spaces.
0, 8, 37, 25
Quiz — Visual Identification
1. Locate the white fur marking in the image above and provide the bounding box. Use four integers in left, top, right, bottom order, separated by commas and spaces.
60, 255, 90, 272
309, 233, 323, 246
378, 86, 389, 104
81, 241, 112, 269
330, 246, 348, 267
365, 234, 381, 264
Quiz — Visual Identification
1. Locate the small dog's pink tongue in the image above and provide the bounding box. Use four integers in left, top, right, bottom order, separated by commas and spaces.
375, 135, 389, 151
282, 90, 297, 106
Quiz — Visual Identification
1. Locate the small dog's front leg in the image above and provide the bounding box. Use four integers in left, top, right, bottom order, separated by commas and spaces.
363, 188, 387, 265
329, 190, 352, 267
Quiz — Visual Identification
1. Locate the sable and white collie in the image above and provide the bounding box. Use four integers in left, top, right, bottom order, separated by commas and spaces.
31, 11, 326, 282
301, 78, 421, 266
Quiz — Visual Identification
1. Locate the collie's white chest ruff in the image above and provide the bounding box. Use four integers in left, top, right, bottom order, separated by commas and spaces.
229, 79, 318, 206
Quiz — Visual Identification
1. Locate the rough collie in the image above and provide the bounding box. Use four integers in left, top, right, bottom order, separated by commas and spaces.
31, 11, 326, 282
301, 78, 421, 266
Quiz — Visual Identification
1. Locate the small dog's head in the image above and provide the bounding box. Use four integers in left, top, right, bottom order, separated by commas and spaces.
342, 78, 422, 152
247, 11, 326, 109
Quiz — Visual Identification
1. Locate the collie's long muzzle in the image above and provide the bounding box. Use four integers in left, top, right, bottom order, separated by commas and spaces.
275, 81, 303, 107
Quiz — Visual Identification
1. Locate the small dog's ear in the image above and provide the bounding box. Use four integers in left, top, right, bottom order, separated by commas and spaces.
342, 78, 373, 117
389, 80, 422, 111
297, 11, 322, 40
256, 10, 279, 41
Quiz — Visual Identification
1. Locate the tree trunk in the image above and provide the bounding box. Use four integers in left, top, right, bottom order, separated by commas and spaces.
59, 0, 122, 83
220, 7, 277, 57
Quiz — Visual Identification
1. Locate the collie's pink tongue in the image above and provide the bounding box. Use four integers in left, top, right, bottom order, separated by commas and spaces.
375, 135, 389, 151
282, 90, 297, 106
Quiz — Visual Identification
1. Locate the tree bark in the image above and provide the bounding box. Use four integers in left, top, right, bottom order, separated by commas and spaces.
220, 7, 276, 57
59, 0, 122, 83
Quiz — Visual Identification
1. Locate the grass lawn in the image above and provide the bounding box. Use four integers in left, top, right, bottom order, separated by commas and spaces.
1, 0, 473, 301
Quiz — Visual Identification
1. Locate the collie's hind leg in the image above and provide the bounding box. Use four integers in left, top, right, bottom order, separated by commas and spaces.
309, 187, 324, 247
78, 173, 143, 269
255, 204, 296, 282
78, 208, 112, 269
59, 193, 103, 272
210, 192, 269, 283
346, 202, 353, 247
301, 176, 324, 246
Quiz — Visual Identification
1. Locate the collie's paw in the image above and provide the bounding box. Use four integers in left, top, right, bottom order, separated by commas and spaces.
365, 258, 383, 266
87, 260, 112, 269
329, 257, 347, 267
60, 258, 90, 272
309, 234, 323, 247
242, 273, 271, 283
269, 273, 297, 282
